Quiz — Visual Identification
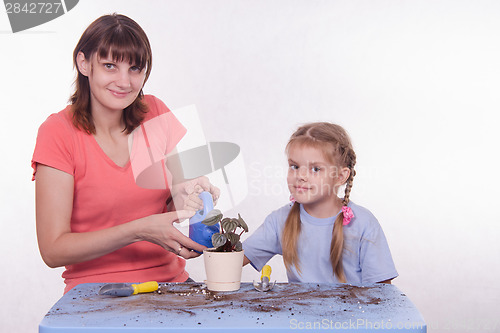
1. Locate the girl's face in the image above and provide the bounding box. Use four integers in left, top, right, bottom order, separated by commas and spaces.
77, 52, 146, 114
287, 144, 347, 212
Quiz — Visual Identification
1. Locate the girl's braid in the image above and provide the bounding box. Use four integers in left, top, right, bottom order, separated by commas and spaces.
342, 149, 356, 206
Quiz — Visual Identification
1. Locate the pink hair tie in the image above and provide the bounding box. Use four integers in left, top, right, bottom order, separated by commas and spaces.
342, 206, 354, 226
289, 194, 296, 203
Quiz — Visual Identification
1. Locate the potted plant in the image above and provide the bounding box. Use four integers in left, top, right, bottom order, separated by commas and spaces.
201, 210, 248, 291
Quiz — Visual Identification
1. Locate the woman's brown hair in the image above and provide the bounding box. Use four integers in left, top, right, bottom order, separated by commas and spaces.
70, 13, 152, 134
281, 122, 356, 282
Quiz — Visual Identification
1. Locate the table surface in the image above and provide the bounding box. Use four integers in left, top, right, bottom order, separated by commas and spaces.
39, 282, 426, 332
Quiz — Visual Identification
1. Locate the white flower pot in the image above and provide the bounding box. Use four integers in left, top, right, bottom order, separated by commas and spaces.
203, 248, 244, 291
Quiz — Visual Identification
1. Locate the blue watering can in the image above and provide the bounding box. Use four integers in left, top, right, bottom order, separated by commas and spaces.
189, 191, 220, 252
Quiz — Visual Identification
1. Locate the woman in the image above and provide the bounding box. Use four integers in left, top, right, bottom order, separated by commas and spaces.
32, 13, 219, 293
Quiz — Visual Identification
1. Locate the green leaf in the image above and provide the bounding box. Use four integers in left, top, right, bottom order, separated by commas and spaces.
226, 232, 240, 246
221, 218, 238, 233
211, 233, 227, 248
237, 214, 248, 232
202, 209, 223, 226
234, 242, 243, 252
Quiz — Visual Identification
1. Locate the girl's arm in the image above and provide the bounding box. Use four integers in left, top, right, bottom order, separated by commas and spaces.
35, 164, 205, 268
243, 255, 251, 266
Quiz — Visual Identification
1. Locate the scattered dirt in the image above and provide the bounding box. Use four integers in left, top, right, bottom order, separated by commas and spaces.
47, 283, 388, 319
141, 283, 385, 315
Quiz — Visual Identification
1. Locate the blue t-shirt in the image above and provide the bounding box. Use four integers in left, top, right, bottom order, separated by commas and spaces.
242, 201, 398, 284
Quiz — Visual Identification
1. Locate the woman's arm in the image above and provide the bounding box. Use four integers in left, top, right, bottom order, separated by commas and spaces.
35, 164, 205, 268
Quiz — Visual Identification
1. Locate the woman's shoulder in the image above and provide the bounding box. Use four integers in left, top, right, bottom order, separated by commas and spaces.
142, 95, 171, 120
38, 105, 76, 135
142, 94, 159, 106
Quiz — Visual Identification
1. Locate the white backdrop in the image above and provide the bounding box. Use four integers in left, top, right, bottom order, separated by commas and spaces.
1, 1, 499, 332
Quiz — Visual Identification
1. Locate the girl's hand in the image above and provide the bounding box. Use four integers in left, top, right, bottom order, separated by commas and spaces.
138, 210, 206, 258
170, 176, 221, 213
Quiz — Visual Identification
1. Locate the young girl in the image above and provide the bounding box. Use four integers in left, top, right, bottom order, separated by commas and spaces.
32, 14, 219, 293
243, 122, 398, 284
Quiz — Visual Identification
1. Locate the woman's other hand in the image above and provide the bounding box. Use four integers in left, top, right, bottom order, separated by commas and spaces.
170, 176, 220, 212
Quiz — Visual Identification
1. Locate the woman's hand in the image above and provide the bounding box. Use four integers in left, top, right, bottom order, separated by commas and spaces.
137, 210, 206, 258
169, 176, 220, 212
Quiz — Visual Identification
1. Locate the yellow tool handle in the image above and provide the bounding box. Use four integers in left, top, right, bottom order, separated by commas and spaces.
132, 281, 159, 295
261, 265, 272, 280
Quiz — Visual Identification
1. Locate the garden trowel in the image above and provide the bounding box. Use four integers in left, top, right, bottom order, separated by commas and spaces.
98, 281, 159, 297
253, 265, 275, 292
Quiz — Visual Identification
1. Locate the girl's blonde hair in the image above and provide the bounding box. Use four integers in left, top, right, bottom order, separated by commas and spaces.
281, 122, 356, 282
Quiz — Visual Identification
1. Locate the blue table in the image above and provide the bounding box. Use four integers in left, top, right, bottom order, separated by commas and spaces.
39, 283, 426, 332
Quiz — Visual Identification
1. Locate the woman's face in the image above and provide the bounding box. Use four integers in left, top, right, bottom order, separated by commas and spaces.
78, 52, 146, 114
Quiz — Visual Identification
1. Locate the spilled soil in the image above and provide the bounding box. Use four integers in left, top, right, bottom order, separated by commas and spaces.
46, 282, 392, 322
117, 283, 385, 316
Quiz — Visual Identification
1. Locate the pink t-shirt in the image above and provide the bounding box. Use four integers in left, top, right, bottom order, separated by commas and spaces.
32, 95, 188, 293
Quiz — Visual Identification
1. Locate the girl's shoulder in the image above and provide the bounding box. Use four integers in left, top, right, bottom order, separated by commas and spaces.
347, 201, 384, 235
272, 201, 295, 216
349, 201, 377, 222
264, 202, 295, 225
